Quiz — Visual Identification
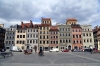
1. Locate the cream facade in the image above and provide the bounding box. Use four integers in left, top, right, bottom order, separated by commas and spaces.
81, 25, 94, 48
15, 29, 26, 50
38, 18, 51, 51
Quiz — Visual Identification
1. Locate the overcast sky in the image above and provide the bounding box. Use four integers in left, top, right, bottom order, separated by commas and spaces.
0, 0, 100, 28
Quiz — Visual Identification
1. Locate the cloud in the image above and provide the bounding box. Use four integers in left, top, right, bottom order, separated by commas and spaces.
0, 0, 100, 28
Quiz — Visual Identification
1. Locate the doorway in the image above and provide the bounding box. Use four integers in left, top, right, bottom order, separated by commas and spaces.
68, 45, 71, 50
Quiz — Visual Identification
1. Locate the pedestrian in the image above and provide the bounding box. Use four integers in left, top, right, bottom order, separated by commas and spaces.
90, 47, 93, 54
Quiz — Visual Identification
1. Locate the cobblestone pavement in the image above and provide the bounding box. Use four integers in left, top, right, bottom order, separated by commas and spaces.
0, 52, 100, 66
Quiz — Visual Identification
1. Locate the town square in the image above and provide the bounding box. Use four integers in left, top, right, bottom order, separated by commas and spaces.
0, 0, 100, 66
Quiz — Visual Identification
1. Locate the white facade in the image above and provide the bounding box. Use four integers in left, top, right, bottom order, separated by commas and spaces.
26, 28, 38, 50
4, 25, 17, 49
81, 25, 94, 48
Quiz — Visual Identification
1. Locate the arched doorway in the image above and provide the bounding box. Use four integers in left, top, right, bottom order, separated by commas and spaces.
74, 46, 78, 50
68, 45, 71, 50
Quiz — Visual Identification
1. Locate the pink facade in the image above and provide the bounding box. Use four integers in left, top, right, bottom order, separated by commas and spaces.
49, 26, 59, 49
71, 24, 83, 49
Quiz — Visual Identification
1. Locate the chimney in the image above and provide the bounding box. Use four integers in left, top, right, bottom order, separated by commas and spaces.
21, 21, 23, 25
30, 20, 32, 23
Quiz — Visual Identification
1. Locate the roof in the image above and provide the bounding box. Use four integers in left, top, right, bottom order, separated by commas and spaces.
67, 18, 77, 21
49, 26, 59, 31
71, 24, 81, 28
42, 18, 51, 20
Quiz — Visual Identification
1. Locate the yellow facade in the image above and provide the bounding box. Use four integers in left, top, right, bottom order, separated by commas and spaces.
98, 41, 100, 50
15, 29, 26, 50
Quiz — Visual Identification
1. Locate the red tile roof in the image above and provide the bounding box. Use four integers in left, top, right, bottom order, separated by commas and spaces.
67, 18, 77, 21
71, 24, 81, 28
49, 26, 59, 31
42, 18, 51, 20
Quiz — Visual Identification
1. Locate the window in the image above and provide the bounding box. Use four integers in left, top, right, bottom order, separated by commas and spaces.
83, 33, 85, 36
51, 41, 52, 44
86, 33, 88, 36
40, 36, 42, 39
87, 39, 89, 42
33, 40, 35, 43
20, 41, 21, 44
80, 40, 82, 44
27, 34, 29, 38
28, 29, 29, 32
47, 41, 49, 44
60, 40, 62, 43
17, 30, 19, 33
69, 39, 71, 43
17, 35, 19, 38
84, 39, 85, 43
79, 35, 81, 38
60, 34, 61, 36
12, 41, 14, 44
73, 35, 75, 38
36, 29, 38, 32
88, 29, 89, 31
23, 41, 24, 44
69, 33, 70, 36
40, 41, 42, 44
20, 35, 22, 38
30, 34, 32, 38
17, 41, 19, 44
73, 29, 74, 32
76, 35, 78, 38
40, 27, 42, 30
54, 41, 55, 44
56, 46, 58, 48
43, 41, 45, 44
73, 40, 75, 44
23, 35, 25, 38
31, 29, 32, 32
63, 33, 64, 36
36, 40, 38, 43
56, 41, 58, 44
66, 39, 68, 43
47, 36, 48, 39
63, 39, 65, 43
66, 33, 67, 36
56, 36, 58, 38
89, 33, 91, 36
90, 39, 92, 42
30, 40, 32, 43
40, 31, 42, 34
77, 40, 78, 43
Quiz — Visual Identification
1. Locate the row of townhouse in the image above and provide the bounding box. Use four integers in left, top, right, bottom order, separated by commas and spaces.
93, 26, 100, 50
4, 18, 94, 51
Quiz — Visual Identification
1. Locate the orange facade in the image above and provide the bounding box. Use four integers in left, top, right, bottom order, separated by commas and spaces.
71, 24, 83, 49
